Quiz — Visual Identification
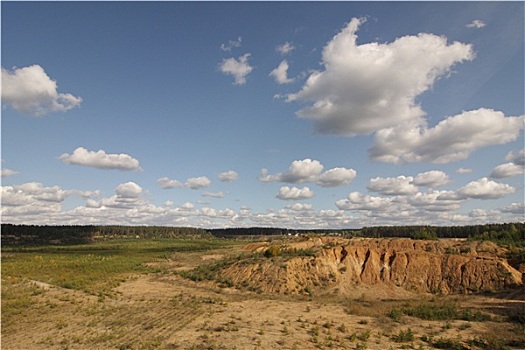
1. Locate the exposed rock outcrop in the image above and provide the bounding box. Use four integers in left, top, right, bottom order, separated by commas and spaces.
223, 238, 522, 296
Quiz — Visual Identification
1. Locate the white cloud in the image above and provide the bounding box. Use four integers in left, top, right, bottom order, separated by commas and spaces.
270, 60, 294, 84
413, 170, 450, 187
115, 182, 142, 198
1, 65, 82, 116
1, 168, 19, 177
457, 177, 515, 199
505, 149, 525, 166
456, 167, 473, 174
202, 191, 224, 198
185, 176, 211, 190
218, 170, 238, 182
467, 19, 486, 29
491, 149, 525, 178
219, 53, 253, 85
336, 191, 394, 211
260, 158, 323, 183
501, 202, 524, 215
157, 177, 184, 189
367, 176, 418, 195
286, 203, 313, 211
276, 186, 314, 200
370, 109, 525, 163
287, 17, 474, 136
59, 147, 142, 171
490, 162, 525, 179
220, 36, 242, 51
316, 167, 357, 187
408, 190, 462, 212
277, 42, 295, 55
259, 158, 356, 188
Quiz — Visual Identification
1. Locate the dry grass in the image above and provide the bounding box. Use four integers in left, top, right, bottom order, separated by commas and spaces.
2, 237, 524, 350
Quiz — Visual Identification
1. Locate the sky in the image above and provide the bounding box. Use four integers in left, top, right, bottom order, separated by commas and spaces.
1, 1, 524, 229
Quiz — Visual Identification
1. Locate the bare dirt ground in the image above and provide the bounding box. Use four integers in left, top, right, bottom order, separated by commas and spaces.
2, 242, 524, 350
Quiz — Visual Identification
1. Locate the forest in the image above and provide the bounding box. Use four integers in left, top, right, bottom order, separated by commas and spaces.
1, 222, 523, 246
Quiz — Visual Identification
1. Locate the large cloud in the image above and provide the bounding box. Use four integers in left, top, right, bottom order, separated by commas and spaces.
59, 147, 142, 171
287, 17, 474, 136
219, 53, 253, 85
370, 109, 525, 163
1, 65, 82, 116
457, 178, 515, 200
259, 158, 356, 187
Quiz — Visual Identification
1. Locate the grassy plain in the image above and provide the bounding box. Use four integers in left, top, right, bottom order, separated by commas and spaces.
2, 237, 524, 350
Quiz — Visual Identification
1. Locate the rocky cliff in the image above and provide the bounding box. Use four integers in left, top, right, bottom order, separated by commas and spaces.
223, 238, 522, 296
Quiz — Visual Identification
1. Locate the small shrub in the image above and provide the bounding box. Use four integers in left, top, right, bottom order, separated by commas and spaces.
393, 328, 414, 343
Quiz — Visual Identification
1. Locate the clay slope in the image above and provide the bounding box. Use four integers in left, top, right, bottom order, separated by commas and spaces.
223, 238, 523, 296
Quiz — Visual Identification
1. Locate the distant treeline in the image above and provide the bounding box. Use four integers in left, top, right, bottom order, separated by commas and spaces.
0, 224, 209, 245
1, 222, 523, 246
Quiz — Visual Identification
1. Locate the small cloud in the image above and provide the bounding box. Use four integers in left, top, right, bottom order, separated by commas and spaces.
219, 53, 253, 85
276, 42, 295, 55
59, 147, 142, 171
456, 168, 473, 174
220, 36, 242, 51
1, 168, 19, 178
185, 176, 211, 190
1, 65, 82, 116
466, 19, 486, 29
270, 60, 295, 84
367, 176, 418, 196
276, 186, 314, 200
413, 170, 450, 187
202, 191, 224, 198
157, 177, 184, 189
218, 170, 238, 182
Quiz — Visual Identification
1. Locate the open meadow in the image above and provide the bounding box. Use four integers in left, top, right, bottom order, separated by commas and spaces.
2, 236, 524, 350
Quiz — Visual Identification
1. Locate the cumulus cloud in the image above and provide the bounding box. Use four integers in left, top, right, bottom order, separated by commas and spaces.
277, 42, 295, 55
220, 36, 242, 51
467, 20, 486, 29
276, 186, 314, 200
501, 202, 524, 215
270, 60, 295, 84
413, 170, 450, 187
287, 203, 313, 211
456, 168, 473, 174
408, 190, 462, 212
490, 163, 525, 179
115, 182, 142, 198
259, 158, 356, 187
185, 176, 211, 190
367, 176, 418, 195
1, 168, 19, 177
370, 109, 525, 163
287, 17, 474, 136
156, 177, 184, 189
219, 53, 253, 85
59, 147, 142, 171
157, 176, 211, 190
1, 65, 82, 116
457, 177, 515, 199
316, 167, 357, 187
218, 170, 239, 182
336, 191, 394, 211
490, 149, 525, 178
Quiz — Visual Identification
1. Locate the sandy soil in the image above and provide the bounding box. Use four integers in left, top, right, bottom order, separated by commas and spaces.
2, 244, 524, 350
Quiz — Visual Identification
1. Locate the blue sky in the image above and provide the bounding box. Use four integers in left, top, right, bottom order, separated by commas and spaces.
1, 1, 524, 229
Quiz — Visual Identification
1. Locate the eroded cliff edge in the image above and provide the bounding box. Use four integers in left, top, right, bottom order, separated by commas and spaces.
223, 238, 522, 296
